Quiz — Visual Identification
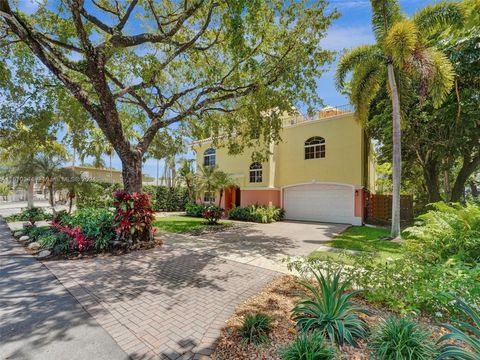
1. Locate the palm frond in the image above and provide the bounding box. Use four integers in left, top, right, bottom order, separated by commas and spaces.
385, 20, 418, 67
371, 0, 403, 42
350, 59, 386, 125
413, 1, 464, 36
427, 48, 455, 108
335, 45, 383, 91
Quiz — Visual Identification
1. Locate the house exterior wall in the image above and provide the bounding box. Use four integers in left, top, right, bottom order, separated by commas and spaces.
193, 112, 373, 223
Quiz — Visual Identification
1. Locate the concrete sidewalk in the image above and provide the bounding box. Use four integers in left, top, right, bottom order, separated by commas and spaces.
0, 219, 128, 360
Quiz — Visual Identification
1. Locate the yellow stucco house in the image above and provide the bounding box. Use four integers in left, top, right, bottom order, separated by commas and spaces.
193, 106, 376, 225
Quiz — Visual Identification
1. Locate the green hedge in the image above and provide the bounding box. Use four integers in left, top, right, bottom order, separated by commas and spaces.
228, 205, 285, 223
76, 182, 120, 209
143, 185, 190, 212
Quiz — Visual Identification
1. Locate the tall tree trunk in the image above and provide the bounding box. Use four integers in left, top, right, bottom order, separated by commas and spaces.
27, 179, 34, 209
218, 189, 224, 207
422, 161, 442, 203
450, 153, 480, 202
387, 64, 401, 238
470, 180, 478, 199
120, 153, 143, 193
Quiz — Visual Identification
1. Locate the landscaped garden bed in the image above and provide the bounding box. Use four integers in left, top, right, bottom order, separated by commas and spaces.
213, 275, 453, 360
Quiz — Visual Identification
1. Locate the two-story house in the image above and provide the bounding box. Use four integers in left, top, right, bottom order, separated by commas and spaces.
193, 106, 376, 225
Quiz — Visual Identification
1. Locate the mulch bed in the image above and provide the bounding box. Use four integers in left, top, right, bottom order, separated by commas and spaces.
212, 275, 448, 360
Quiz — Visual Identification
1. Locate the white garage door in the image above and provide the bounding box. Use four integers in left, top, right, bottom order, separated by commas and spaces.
284, 183, 355, 224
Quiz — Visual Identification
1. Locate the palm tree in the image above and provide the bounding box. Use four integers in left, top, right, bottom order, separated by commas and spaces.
35, 155, 66, 208
335, 1, 463, 237
196, 165, 235, 207
178, 159, 195, 202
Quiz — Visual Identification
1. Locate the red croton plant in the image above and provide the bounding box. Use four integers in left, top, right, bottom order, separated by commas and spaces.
113, 190, 155, 244
51, 221, 92, 252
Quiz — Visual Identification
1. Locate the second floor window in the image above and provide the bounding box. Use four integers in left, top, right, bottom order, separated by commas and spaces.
249, 162, 262, 183
204, 148, 216, 166
304, 136, 326, 159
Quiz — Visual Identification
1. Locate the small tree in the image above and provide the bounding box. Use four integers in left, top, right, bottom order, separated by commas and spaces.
178, 159, 196, 202
195, 165, 234, 206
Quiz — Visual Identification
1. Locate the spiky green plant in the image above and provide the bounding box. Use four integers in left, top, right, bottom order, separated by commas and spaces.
279, 331, 336, 360
292, 270, 368, 347
336, 0, 464, 238
239, 313, 272, 345
369, 316, 438, 359
437, 300, 480, 360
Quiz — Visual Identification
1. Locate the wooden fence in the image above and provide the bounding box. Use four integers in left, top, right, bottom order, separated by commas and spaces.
366, 194, 414, 225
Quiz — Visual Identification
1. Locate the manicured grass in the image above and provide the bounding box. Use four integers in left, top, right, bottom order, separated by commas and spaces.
153, 216, 231, 233
310, 226, 403, 265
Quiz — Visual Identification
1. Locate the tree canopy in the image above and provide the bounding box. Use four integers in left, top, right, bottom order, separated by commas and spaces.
0, 0, 338, 192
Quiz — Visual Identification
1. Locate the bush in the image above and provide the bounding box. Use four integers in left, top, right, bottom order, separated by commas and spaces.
113, 191, 155, 244
239, 313, 272, 345
292, 269, 368, 347
404, 202, 480, 263
228, 205, 285, 223
5, 207, 52, 223
279, 332, 336, 360
37, 232, 71, 254
22, 225, 52, 241
51, 220, 92, 252
369, 316, 437, 360
202, 205, 223, 225
76, 182, 120, 209
437, 299, 480, 360
64, 208, 115, 251
185, 202, 209, 217
287, 256, 480, 318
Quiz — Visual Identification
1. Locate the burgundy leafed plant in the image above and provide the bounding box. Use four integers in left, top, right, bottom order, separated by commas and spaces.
51, 220, 92, 252
113, 190, 155, 244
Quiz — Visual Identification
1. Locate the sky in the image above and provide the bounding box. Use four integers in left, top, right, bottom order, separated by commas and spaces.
17, 0, 438, 178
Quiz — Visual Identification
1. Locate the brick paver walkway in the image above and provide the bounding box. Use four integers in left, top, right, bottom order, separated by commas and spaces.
45, 245, 277, 360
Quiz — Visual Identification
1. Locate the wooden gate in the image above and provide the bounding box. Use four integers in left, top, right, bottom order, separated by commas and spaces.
366, 194, 413, 225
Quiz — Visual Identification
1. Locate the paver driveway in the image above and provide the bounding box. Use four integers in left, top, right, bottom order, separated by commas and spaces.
44, 245, 277, 359
160, 220, 349, 273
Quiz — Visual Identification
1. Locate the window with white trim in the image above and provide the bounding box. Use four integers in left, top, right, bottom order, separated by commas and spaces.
204, 148, 216, 166
203, 191, 215, 203
304, 136, 326, 159
249, 162, 262, 183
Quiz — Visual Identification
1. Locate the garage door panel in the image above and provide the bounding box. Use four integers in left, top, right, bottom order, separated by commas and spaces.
284, 184, 354, 224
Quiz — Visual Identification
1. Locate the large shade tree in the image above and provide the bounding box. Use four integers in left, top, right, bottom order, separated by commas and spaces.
0, 0, 337, 193
335, 0, 463, 237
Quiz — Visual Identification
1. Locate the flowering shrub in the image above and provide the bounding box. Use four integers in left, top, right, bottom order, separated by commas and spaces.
202, 205, 223, 225
51, 220, 92, 252
113, 190, 155, 244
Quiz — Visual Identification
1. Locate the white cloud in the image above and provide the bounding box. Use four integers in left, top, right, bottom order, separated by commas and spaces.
321, 25, 375, 51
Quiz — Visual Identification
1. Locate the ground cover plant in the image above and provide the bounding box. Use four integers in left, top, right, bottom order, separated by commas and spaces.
278, 331, 336, 360
153, 216, 232, 234
228, 205, 285, 223
368, 316, 438, 359
239, 313, 273, 345
5, 207, 52, 223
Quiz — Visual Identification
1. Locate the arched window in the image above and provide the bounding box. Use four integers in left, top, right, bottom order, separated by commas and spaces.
249, 162, 262, 183
304, 136, 326, 159
204, 148, 216, 166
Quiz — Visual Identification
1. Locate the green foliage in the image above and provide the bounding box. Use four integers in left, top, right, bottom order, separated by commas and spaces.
143, 185, 189, 212
369, 316, 438, 360
64, 208, 115, 251
0, 182, 10, 198
228, 205, 285, 223
202, 205, 224, 225
37, 233, 70, 254
239, 313, 272, 345
76, 182, 120, 209
292, 270, 368, 347
437, 299, 480, 360
279, 331, 336, 360
404, 202, 480, 263
287, 256, 479, 318
5, 208, 52, 223
22, 225, 52, 241
185, 203, 210, 218
153, 216, 231, 234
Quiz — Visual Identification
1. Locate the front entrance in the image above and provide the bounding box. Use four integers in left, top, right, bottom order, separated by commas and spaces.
224, 186, 241, 213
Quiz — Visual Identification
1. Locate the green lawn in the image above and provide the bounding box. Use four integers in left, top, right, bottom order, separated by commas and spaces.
153, 216, 231, 233
310, 226, 403, 264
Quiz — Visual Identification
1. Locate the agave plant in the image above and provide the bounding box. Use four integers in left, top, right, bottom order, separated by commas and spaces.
292, 270, 368, 347
437, 300, 480, 360
369, 316, 438, 360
